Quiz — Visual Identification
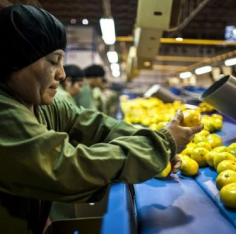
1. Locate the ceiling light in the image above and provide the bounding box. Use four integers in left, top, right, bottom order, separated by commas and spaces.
82, 19, 89, 25
129, 46, 136, 57
143, 61, 151, 67
100, 18, 116, 45
195, 66, 212, 75
112, 70, 120, 77
110, 63, 120, 72
70, 19, 76, 24
107, 51, 118, 63
233, 29, 236, 35
179, 72, 192, 79
175, 37, 183, 41
225, 58, 236, 66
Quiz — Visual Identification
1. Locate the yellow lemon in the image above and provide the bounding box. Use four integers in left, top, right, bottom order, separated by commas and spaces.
213, 152, 236, 169
216, 170, 236, 190
180, 157, 199, 176
206, 134, 222, 149
156, 162, 171, 178
191, 147, 209, 167
217, 160, 236, 174
220, 183, 236, 208
182, 109, 201, 127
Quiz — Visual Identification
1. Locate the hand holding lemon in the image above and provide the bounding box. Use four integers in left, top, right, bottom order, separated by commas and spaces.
165, 109, 204, 153
181, 109, 202, 127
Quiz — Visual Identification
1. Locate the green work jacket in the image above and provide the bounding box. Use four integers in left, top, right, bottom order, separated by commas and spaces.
75, 80, 96, 110
56, 85, 77, 107
0, 83, 176, 234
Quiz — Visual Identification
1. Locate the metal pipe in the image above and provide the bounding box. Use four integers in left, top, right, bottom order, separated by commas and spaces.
116, 37, 236, 46
102, 0, 112, 18
0, 0, 12, 8
168, 0, 211, 34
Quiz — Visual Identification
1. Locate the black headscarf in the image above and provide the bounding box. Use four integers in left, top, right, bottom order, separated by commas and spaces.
0, 5, 67, 80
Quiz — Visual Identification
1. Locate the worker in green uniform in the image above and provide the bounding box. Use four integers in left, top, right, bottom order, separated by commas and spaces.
75, 64, 105, 110
0, 5, 203, 234
51, 65, 84, 220
56, 64, 84, 107
93, 77, 108, 113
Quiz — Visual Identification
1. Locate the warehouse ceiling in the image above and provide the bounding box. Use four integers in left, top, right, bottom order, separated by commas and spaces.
2, 0, 236, 82
2, 0, 236, 39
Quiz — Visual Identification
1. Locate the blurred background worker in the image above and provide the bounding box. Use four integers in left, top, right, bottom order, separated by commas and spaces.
104, 84, 120, 118
75, 64, 104, 110
93, 77, 108, 113
56, 64, 84, 107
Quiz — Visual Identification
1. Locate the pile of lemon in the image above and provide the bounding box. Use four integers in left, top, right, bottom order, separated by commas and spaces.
121, 98, 222, 132
197, 102, 215, 113
121, 98, 186, 129
178, 110, 236, 209
201, 114, 223, 132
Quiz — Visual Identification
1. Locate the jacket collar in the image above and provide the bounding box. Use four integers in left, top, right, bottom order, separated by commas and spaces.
0, 83, 47, 127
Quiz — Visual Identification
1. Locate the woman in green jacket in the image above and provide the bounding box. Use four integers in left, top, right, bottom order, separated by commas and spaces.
0, 5, 203, 234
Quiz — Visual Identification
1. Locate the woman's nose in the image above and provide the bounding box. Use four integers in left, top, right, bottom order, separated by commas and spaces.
56, 63, 66, 81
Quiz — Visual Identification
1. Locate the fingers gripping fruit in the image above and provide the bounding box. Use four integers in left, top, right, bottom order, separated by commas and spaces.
155, 162, 171, 178
181, 109, 201, 127
165, 110, 203, 153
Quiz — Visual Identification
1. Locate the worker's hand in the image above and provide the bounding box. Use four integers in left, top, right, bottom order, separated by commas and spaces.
164, 109, 204, 153
171, 155, 182, 173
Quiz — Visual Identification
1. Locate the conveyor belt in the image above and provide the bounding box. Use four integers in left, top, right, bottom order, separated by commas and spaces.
134, 176, 236, 234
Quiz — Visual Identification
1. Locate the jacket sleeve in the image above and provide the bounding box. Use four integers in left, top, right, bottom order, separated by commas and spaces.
0, 97, 176, 203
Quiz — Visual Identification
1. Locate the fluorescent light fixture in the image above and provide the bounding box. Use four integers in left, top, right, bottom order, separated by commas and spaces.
195, 66, 212, 75
175, 37, 183, 41
144, 85, 160, 98
225, 58, 236, 66
129, 46, 136, 57
82, 19, 89, 25
100, 18, 116, 45
110, 63, 120, 72
179, 71, 192, 79
107, 51, 118, 63
70, 19, 76, 24
143, 61, 151, 67
112, 70, 120, 77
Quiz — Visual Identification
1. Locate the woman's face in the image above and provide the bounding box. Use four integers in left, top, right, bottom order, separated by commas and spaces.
7, 49, 65, 106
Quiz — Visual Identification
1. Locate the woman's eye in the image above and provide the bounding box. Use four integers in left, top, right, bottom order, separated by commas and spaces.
50, 61, 57, 66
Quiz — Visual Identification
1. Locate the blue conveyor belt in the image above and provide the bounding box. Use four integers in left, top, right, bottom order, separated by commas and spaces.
216, 121, 236, 145
134, 176, 236, 234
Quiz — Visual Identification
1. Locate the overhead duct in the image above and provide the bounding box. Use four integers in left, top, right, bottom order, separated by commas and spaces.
137, 0, 172, 30
126, 46, 140, 80
134, 28, 163, 58
128, 0, 184, 77
136, 0, 184, 30
135, 57, 154, 70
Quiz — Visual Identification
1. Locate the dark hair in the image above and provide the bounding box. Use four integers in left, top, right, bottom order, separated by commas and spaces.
102, 78, 108, 83
61, 65, 84, 87
84, 65, 105, 78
